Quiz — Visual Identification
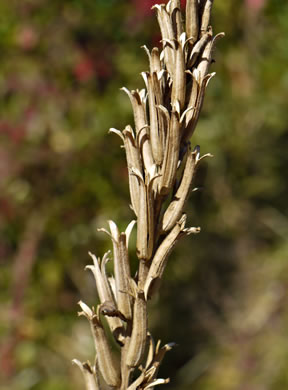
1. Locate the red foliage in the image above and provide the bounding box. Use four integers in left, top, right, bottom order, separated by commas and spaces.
132, 0, 186, 17
73, 55, 95, 83
245, 0, 266, 12
15, 25, 39, 51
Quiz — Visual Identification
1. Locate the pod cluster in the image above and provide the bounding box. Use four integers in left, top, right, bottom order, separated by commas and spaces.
74, 1, 223, 389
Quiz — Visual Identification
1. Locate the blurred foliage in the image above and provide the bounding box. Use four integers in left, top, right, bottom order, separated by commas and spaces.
1, 0, 288, 389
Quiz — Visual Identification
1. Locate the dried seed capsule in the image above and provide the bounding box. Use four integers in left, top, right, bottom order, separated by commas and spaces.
86, 252, 124, 343
144, 215, 200, 299
108, 220, 133, 321
160, 105, 181, 195
122, 126, 142, 216
142, 72, 163, 165
186, 0, 199, 45
171, 1, 184, 40
126, 289, 147, 368
153, 4, 175, 76
161, 147, 197, 232
78, 302, 121, 387
200, 0, 213, 36
121, 87, 155, 173
171, 39, 186, 110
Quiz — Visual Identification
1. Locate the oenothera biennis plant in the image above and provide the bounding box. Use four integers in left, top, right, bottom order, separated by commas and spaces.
73, 1, 223, 388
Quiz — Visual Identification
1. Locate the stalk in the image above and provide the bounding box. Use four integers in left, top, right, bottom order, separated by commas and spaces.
73, 1, 223, 388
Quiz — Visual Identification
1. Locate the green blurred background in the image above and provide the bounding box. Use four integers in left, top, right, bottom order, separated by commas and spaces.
1, 0, 288, 389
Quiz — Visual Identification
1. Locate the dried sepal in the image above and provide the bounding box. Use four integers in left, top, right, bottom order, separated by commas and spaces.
145, 341, 176, 383
200, 0, 213, 36
145, 333, 156, 370
152, 74, 165, 164
187, 30, 210, 68
171, 40, 186, 110
160, 105, 181, 195
161, 145, 197, 232
153, 4, 175, 76
127, 371, 146, 390
186, 0, 199, 46
142, 72, 163, 165
197, 27, 213, 80
121, 88, 147, 132
108, 220, 133, 321
86, 252, 124, 342
144, 378, 170, 389
132, 168, 149, 260
125, 287, 148, 368
72, 360, 100, 390
122, 125, 142, 216
121, 87, 155, 174
78, 302, 121, 387
142, 46, 162, 75
183, 72, 215, 141
170, 1, 184, 40
144, 214, 200, 299
127, 339, 174, 390
132, 167, 159, 261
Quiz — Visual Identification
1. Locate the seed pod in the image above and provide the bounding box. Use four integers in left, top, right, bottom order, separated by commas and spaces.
86, 252, 124, 343
78, 302, 121, 387
153, 4, 175, 76
122, 125, 142, 216
170, 1, 183, 40
187, 30, 210, 68
183, 72, 216, 141
121, 87, 154, 173
186, 0, 199, 45
142, 72, 163, 165
171, 39, 186, 110
108, 220, 134, 321
142, 46, 162, 75
133, 168, 149, 260
126, 289, 147, 368
144, 215, 200, 299
197, 27, 213, 80
200, 0, 213, 36
160, 104, 181, 195
161, 146, 197, 232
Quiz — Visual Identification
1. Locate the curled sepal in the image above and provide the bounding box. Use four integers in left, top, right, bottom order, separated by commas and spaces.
144, 214, 200, 299
145, 341, 176, 384
121, 87, 154, 174
127, 337, 173, 390
72, 360, 100, 390
144, 378, 170, 389
125, 283, 148, 368
108, 220, 134, 321
142, 46, 162, 75
86, 252, 124, 343
78, 302, 121, 388
183, 72, 216, 142
197, 27, 213, 81
187, 31, 210, 68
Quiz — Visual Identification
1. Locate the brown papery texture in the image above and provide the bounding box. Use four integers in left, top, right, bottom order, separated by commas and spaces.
74, 1, 223, 388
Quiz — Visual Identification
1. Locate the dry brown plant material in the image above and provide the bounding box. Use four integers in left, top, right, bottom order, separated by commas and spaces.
74, 1, 223, 388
